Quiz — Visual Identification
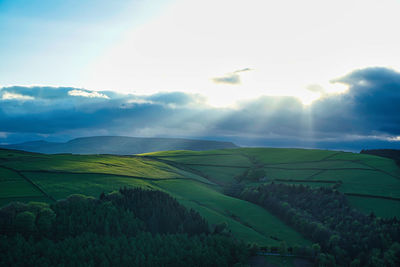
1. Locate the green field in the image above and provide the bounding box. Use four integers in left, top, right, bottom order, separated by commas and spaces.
148, 148, 400, 217
1, 147, 399, 247
154, 179, 308, 246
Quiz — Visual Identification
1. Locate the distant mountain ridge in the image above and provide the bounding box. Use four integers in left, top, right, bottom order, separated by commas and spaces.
0, 136, 238, 155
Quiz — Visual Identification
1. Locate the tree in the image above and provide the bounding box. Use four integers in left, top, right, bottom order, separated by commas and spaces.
36, 208, 56, 234
15, 211, 35, 234
311, 243, 321, 257
213, 222, 228, 234
279, 241, 288, 255
316, 253, 336, 267
350, 258, 360, 267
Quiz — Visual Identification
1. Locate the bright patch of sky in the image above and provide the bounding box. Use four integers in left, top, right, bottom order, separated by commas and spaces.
1, 0, 400, 106
0, 0, 172, 88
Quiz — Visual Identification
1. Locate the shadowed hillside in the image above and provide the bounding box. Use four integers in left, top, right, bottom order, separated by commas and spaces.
361, 149, 400, 166
0, 188, 249, 266
0, 136, 238, 155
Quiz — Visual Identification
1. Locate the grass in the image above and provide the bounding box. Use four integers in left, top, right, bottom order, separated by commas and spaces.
186, 165, 248, 185
154, 179, 310, 246
0, 149, 311, 247
0, 153, 212, 185
0, 167, 21, 181
24, 172, 158, 200
1, 146, 399, 247
312, 169, 400, 197
235, 148, 338, 164
329, 152, 400, 177
347, 196, 400, 218
0, 180, 43, 198
141, 149, 237, 157
147, 150, 252, 167
267, 160, 375, 170
263, 169, 319, 180
147, 148, 400, 218
0, 165, 44, 199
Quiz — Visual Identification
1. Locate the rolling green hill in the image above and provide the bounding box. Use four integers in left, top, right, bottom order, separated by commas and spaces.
144, 148, 400, 218
0, 136, 238, 154
1, 147, 399, 248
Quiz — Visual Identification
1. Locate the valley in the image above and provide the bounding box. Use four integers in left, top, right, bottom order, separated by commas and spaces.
1, 147, 399, 250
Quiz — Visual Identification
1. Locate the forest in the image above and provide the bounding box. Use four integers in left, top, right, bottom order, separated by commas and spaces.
228, 183, 400, 266
0, 187, 250, 267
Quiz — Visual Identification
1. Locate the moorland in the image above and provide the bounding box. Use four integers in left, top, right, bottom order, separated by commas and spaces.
0, 147, 399, 266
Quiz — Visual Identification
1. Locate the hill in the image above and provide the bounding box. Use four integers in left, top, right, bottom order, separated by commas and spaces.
1, 146, 399, 248
0, 148, 309, 247
144, 148, 400, 218
0, 136, 238, 154
361, 149, 400, 166
0, 188, 249, 266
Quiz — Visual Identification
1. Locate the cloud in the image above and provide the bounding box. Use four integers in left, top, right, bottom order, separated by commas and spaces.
234, 68, 252, 73
212, 68, 253, 85
1, 92, 34, 101
212, 73, 240, 85
0, 86, 208, 136
0, 67, 400, 150
145, 92, 206, 107
313, 67, 400, 136
68, 89, 109, 99
306, 84, 325, 93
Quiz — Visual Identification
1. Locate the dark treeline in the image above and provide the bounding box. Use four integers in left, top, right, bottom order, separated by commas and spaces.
228, 183, 400, 266
0, 188, 249, 266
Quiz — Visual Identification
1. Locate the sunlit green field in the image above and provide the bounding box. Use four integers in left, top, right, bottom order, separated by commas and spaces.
149, 148, 400, 217
1, 147, 399, 247
0, 148, 310, 246
154, 179, 309, 246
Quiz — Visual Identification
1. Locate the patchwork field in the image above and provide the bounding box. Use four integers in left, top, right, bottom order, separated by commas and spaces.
1, 147, 399, 246
147, 148, 400, 218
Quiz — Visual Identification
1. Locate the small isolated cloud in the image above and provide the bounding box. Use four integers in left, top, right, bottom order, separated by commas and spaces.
68, 89, 109, 99
212, 68, 253, 85
2, 92, 34, 101
234, 68, 252, 74
212, 73, 240, 85
306, 84, 325, 93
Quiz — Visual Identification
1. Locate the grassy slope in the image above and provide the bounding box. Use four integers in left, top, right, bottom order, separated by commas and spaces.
0, 148, 309, 247
154, 179, 308, 246
1, 147, 399, 246
148, 148, 400, 218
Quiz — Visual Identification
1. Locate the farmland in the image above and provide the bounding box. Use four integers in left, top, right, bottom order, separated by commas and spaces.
1, 147, 399, 248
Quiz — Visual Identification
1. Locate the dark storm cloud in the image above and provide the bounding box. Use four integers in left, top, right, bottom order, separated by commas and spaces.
312, 67, 400, 136
0, 86, 211, 139
1, 67, 400, 149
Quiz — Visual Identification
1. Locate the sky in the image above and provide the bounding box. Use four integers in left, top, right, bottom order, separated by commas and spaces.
1, 0, 400, 150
